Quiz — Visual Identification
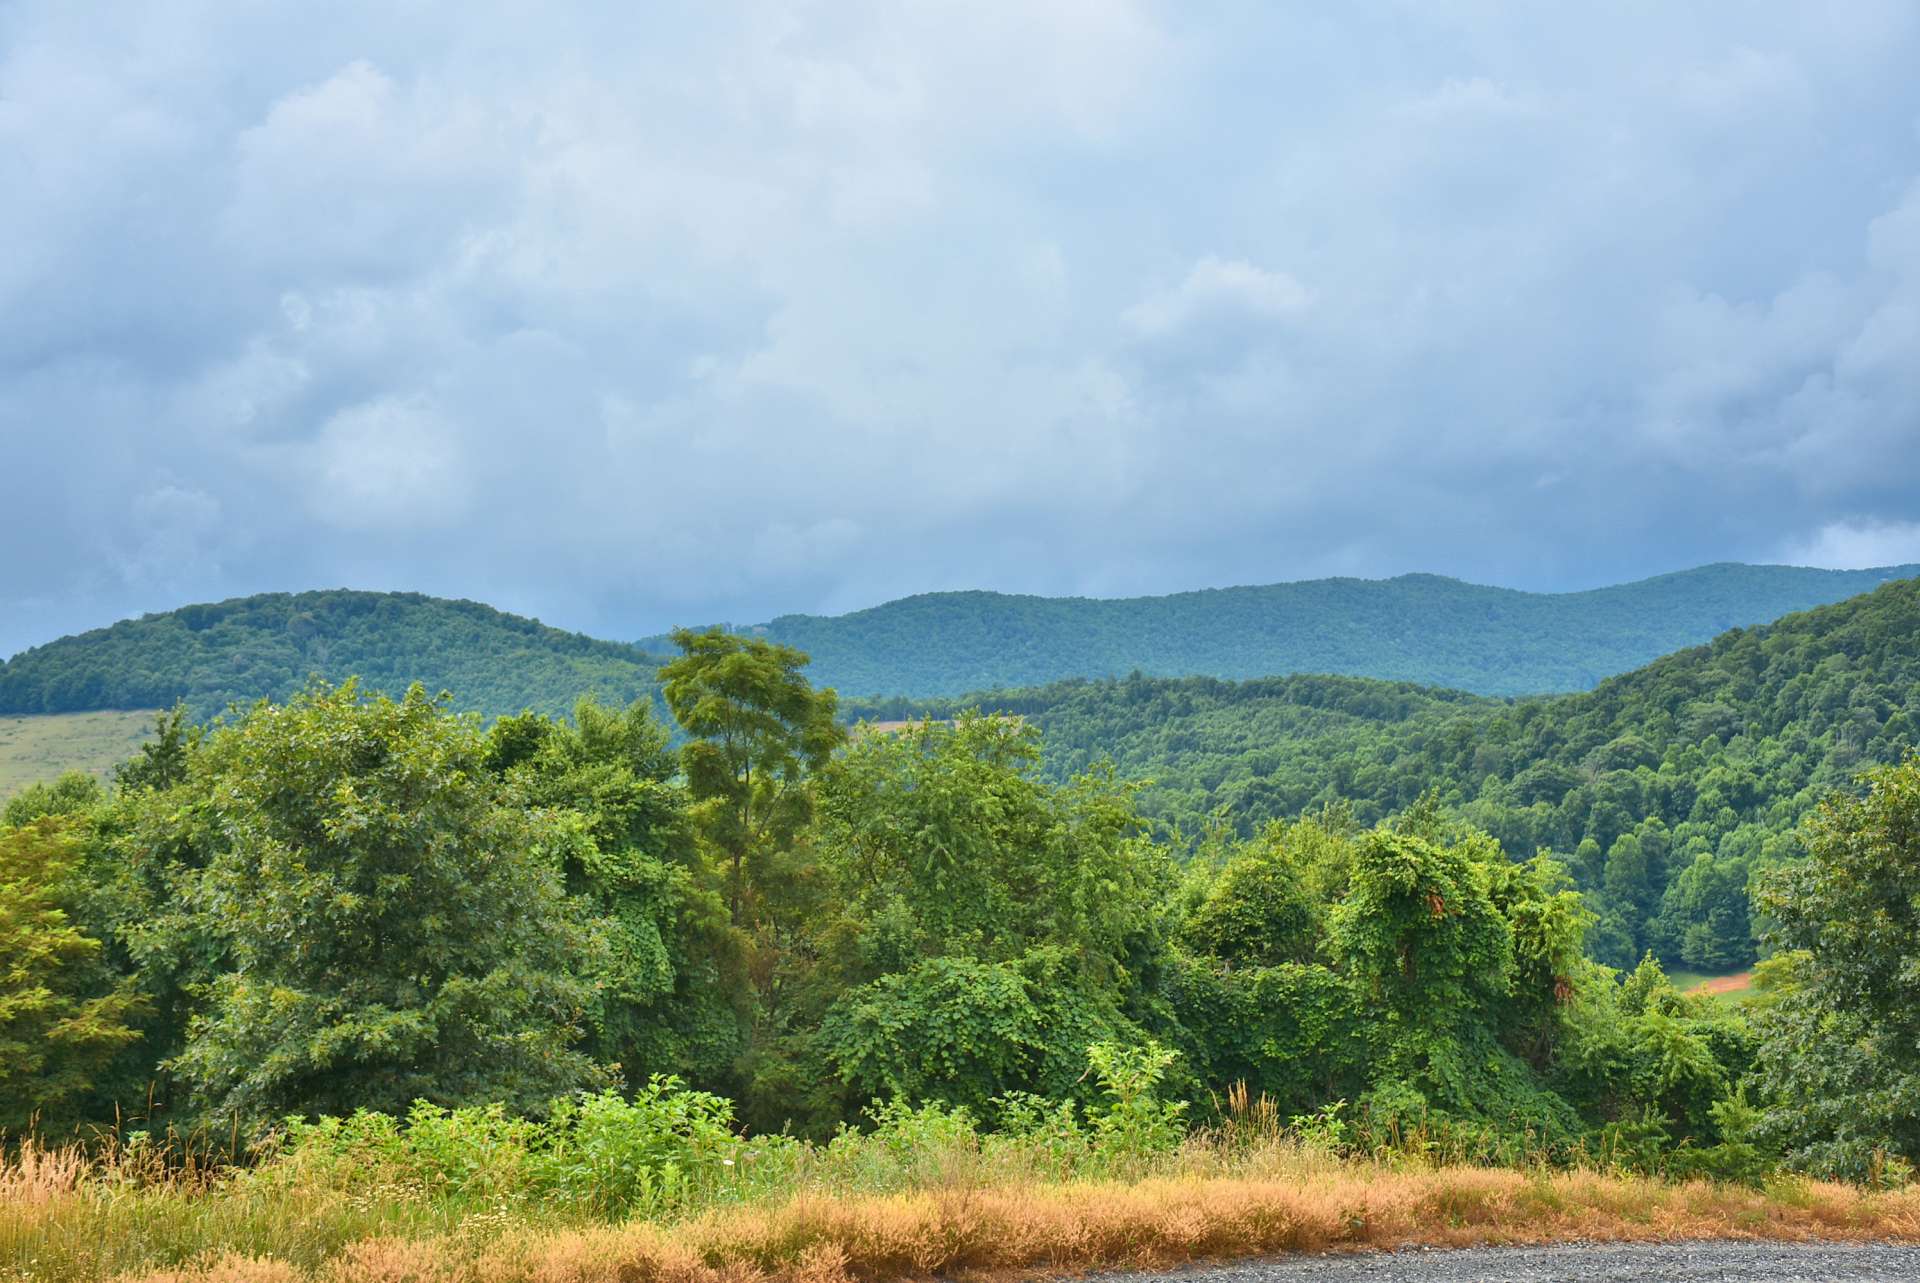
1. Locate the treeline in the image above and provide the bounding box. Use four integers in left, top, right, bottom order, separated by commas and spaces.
5, 627, 1919, 1184
756, 563, 1917, 698
0, 590, 665, 720
849, 578, 1920, 975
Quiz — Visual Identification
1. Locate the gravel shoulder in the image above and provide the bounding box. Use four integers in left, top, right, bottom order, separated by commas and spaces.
1086, 1241, 1920, 1282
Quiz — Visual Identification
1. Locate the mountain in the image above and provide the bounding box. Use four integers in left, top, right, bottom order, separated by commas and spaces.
6, 563, 1914, 724
0, 590, 665, 720
849, 576, 1920, 974
739, 563, 1920, 697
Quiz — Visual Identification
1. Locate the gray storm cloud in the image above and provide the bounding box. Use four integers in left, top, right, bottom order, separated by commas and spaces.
3, 1, 1919, 656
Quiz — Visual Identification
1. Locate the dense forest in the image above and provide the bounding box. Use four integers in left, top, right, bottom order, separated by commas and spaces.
849, 576, 1920, 974
741, 562, 1918, 697
0, 590, 666, 720
7, 621, 1919, 1202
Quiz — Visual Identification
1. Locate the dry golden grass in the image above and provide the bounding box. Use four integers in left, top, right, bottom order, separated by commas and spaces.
94, 1158, 1920, 1283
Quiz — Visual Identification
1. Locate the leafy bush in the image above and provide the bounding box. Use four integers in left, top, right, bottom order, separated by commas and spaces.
264, 1078, 745, 1219
1084, 1040, 1188, 1162
534, 1081, 741, 1217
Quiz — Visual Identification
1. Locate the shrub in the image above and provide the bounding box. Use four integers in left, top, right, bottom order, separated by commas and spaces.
532, 1080, 741, 1218
1085, 1040, 1188, 1162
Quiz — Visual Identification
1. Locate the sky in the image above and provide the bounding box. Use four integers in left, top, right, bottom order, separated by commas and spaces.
4, 2, 1920, 657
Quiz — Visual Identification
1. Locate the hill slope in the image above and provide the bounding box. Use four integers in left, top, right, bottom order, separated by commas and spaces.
749, 563, 1919, 697
0, 591, 665, 720
0, 709, 159, 800
851, 577, 1920, 972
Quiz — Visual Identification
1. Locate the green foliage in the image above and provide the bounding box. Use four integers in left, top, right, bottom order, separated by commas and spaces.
816, 951, 1117, 1124
796, 716, 1172, 1132
269, 1077, 744, 1219
818, 716, 1164, 973
168, 681, 604, 1129
858, 577, 1920, 974
1, 772, 104, 828
1180, 826, 1324, 967
1083, 1039, 1187, 1160
22, 587, 1920, 1189
753, 564, 1918, 699
0, 590, 665, 720
661, 627, 843, 928
489, 698, 742, 1089
0, 820, 143, 1132
535, 1081, 740, 1217
1751, 754, 1920, 1179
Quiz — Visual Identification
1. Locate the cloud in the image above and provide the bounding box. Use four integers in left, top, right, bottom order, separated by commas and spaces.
2, 1, 1919, 658
305, 397, 472, 532
1122, 257, 1313, 337
1783, 519, 1920, 570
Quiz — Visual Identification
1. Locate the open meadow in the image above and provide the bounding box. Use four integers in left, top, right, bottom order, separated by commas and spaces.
0, 711, 156, 801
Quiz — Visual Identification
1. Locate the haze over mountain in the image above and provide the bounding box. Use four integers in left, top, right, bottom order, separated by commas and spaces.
705, 562, 1918, 697
3, 562, 1913, 721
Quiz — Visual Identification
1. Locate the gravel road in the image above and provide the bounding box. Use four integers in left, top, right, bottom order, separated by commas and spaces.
1088, 1241, 1920, 1281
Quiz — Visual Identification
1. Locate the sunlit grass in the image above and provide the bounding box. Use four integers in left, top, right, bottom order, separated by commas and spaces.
8, 1125, 1918, 1283
0, 710, 158, 800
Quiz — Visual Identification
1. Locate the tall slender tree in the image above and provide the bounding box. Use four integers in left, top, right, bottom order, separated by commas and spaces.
659, 629, 843, 928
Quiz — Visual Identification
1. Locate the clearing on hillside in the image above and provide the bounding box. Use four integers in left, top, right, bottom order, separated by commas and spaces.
0, 709, 158, 800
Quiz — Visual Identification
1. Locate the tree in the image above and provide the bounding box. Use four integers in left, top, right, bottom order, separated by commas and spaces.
113, 704, 195, 793
2, 772, 104, 828
0, 820, 143, 1133
489, 698, 744, 1088
659, 629, 843, 928
1751, 754, 1920, 1177
170, 681, 603, 1128
776, 715, 1171, 1131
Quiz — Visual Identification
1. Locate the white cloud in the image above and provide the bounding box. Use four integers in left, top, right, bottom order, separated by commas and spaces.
1784, 520, 1920, 570
1123, 257, 1313, 338
306, 398, 471, 532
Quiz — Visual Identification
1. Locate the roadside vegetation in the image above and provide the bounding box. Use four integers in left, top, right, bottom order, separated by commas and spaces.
9, 1089, 1920, 1283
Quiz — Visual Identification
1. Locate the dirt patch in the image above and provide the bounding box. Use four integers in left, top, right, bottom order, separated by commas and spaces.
1690, 972, 1754, 996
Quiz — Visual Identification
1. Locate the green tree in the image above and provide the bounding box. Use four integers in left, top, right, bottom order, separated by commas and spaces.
2, 772, 104, 828
1751, 754, 1920, 1177
660, 628, 843, 928
798, 715, 1172, 1130
490, 698, 744, 1088
170, 682, 603, 1128
0, 820, 143, 1133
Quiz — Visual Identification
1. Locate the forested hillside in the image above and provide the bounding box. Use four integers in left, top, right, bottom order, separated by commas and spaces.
7, 566, 1911, 725
0, 590, 665, 719
850, 577, 1920, 974
747, 563, 1918, 697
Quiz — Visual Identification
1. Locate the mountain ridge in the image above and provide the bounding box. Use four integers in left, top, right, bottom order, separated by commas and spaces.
4, 562, 1914, 720
739, 561, 1920, 697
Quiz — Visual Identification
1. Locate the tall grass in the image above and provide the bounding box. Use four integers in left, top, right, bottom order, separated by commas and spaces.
7, 1096, 1920, 1283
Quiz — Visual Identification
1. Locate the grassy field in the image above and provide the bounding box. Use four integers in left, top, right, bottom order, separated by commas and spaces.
0, 709, 157, 801
1669, 969, 1757, 1008
5, 1129, 1917, 1283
